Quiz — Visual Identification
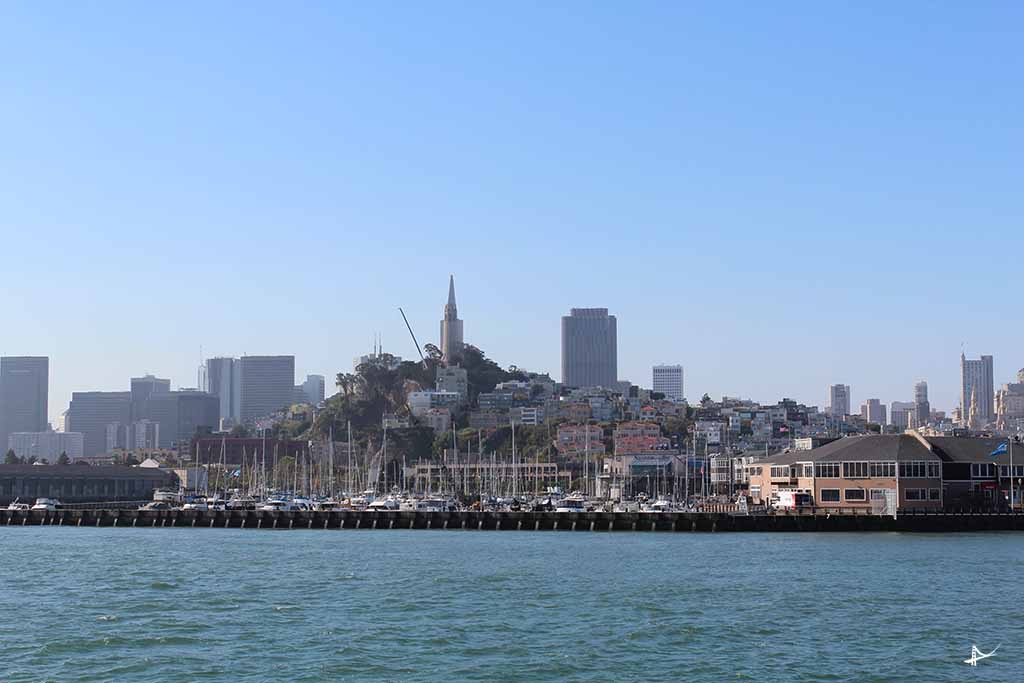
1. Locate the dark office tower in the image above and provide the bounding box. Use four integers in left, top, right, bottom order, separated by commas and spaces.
145, 390, 220, 447
0, 357, 49, 449
205, 357, 240, 425
130, 374, 170, 421
65, 391, 132, 457
561, 308, 618, 389
239, 356, 295, 424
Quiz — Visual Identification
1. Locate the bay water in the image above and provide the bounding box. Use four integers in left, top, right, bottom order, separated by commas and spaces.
1, 528, 1022, 682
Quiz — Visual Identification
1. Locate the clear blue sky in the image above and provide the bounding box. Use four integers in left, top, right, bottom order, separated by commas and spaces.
2, 2, 1022, 422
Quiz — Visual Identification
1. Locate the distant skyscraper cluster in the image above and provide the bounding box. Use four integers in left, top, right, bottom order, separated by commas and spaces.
0, 356, 49, 449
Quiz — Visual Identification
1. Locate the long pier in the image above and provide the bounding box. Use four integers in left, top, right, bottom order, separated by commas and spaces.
2, 508, 1023, 532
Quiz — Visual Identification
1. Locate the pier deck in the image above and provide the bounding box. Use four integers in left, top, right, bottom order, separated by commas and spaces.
2, 509, 1023, 532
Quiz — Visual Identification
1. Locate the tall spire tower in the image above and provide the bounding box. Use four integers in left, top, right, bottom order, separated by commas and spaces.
440, 274, 464, 363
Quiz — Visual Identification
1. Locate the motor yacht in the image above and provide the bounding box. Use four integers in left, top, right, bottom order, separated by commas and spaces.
31, 498, 62, 511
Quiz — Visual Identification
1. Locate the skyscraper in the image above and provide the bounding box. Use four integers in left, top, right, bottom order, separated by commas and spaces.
440, 275, 464, 363
827, 384, 851, 418
961, 353, 994, 426
913, 381, 930, 427
861, 398, 886, 425
130, 374, 170, 420
652, 365, 684, 401
239, 356, 296, 423
66, 391, 132, 457
0, 356, 49, 450
890, 401, 915, 430
561, 308, 617, 389
206, 357, 241, 424
299, 374, 326, 405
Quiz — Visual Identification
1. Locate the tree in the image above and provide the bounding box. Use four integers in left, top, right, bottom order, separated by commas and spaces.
4, 449, 19, 465
57, 452, 70, 465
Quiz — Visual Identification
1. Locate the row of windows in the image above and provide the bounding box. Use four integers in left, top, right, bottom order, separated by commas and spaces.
810, 462, 940, 479
904, 488, 941, 501
971, 463, 995, 478
999, 465, 1024, 478
819, 488, 940, 503
899, 462, 941, 478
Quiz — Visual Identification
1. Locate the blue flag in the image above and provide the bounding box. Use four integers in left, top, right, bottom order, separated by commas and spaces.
990, 443, 1008, 457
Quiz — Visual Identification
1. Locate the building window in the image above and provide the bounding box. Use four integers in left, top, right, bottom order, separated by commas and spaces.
820, 489, 840, 502
844, 488, 866, 501
904, 489, 926, 501
814, 463, 840, 478
770, 466, 793, 479
899, 461, 936, 478
843, 462, 869, 478
929, 489, 941, 501
869, 488, 891, 500
970, 463, 995, 479
927, 463, 941, 478
868, 462, 896, 478
750, 485, 761, 497
803, 465, 813, 478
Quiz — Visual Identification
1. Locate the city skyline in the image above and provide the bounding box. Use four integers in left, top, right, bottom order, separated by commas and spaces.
3, 4, 1023, 422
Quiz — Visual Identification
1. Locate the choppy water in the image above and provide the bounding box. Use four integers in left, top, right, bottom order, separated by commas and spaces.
1, 528, 1022, 682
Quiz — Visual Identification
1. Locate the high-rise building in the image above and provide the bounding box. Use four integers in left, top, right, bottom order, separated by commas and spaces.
913, 381, 930, 427
130, 374, 170, 420
861, 398, 886, 426
440, 275, 464, 363
298, 374, 326, 405
827, 384, 851, 417
890, 401, 916, 430
7, 431, 84, 462
561, 308, 617, 389
0, 356, 49, 451
66, 391, 132, 457
205, 357, 241, 425
145, 390, 219, 447
652, 365, 684, 401
239, 356, 296, 423
961, 354, 994, 426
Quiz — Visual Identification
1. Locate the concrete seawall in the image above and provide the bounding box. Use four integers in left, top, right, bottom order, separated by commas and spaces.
2, 509, 1023, 532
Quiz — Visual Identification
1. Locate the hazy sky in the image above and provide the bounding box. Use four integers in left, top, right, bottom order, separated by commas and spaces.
2, 2, 1022, 422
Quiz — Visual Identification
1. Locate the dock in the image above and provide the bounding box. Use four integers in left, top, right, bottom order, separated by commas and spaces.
2, 508, 1024, 532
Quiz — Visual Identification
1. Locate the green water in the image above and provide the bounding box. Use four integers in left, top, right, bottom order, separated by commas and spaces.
1, 528, 1021, 682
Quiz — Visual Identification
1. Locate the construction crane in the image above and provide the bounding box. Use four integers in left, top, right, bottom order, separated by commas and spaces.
398, 307, 427, 367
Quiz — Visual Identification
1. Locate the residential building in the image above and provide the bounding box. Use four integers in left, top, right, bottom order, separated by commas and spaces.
652, 365, 684, 401
613, 422, 669, 455
7, 431, 84, 462
961, 353, 994, 426
555, 424, 605, 457
0, 356, 49, 452
561, 308, 617, 389
66, 391, 132, 457
861, 398, 886, 426
436, 366, 468, 402
239, 355, 296, 423
409, 390, 462, 417
510, 406, 543, 426
205, 357, 241, 425
422, 408, 451, 433
827, 384, 851, 417
996, 369, 1024, 429
439, 275, 464, 363
890, 401, 915, 431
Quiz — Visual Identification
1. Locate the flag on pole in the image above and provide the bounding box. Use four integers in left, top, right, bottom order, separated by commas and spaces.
990, 443, 1008, 457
